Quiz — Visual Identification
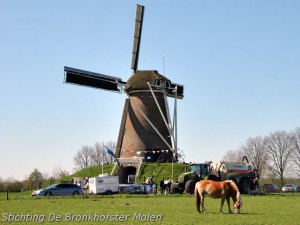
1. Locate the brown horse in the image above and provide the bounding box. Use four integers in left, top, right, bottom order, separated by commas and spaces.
195, 180, 242, 214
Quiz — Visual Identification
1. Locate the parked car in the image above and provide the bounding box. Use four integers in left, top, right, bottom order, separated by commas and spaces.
263, 184, 279, 193
281, 184, 298, 193
32, 183, 84, 196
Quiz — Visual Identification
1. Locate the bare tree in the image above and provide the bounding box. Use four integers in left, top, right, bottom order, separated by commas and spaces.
222, 149, 244, 162
91, 141, 117, 165
93, 142, 101, 165
92, 142, 105, 165
73, 145, 94, 170
52, 166, 70, 180
264, 130, 295, 186
240, 136, 268, 178
73, 141, 117, 171
292, 127, 300, 176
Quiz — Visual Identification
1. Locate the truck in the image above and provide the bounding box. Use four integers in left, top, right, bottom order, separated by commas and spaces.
88, 174, 119, 195
171, 157, 259, 195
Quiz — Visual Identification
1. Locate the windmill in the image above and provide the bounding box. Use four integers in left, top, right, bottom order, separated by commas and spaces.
64, 5, 184, 181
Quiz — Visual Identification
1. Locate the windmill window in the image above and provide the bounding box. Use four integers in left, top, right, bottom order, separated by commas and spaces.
154, 79, 161, 86
153, 79, 171, 88
161, 80, 170, 88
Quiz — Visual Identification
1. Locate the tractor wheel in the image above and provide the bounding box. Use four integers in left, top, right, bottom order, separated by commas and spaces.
240, 178, 250, 194
185, 180, 196, 195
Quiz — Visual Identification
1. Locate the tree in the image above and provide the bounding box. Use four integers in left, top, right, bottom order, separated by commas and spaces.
240, 136, 268, 178
73, 145, 94, 170
91, 141, 117, 165
73, 141, 117, 171
222, 149, 244, 162
52, 166, 70, 180
0, 177, 4, 192
91, 142, 105, 165
292, 127, 300, 176
28, 168, 44, 190
264, 130, 295, 186
8, 180, 23, 192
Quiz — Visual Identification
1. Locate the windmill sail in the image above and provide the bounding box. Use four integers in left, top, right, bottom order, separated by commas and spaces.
64, 66, 125, 93
131, 4, 144, 72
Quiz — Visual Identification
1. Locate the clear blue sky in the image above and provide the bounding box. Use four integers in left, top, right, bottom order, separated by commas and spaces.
1, 1, 299, 180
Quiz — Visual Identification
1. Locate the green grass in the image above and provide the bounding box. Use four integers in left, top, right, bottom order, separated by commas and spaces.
62, 164, 115, 182
136, 163, 186, 183
1, 192, 300, 225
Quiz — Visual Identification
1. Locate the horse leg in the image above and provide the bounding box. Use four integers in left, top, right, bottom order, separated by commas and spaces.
219, 196, 225, 214
226, 196, 232, 213
195, 189, 201, 213
200, 194, 207, 213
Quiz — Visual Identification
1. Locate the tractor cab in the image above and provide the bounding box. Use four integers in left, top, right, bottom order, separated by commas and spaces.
187, 163, 211, 180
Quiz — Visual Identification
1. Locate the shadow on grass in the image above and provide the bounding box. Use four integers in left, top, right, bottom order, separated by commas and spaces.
197, 212, 261, 216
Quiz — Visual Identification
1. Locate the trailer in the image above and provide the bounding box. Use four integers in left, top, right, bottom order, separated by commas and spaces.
88, 174, 119, 195
119, 183, 157, 194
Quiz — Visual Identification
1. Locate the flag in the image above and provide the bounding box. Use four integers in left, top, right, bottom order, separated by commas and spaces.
103, 146, 120, 167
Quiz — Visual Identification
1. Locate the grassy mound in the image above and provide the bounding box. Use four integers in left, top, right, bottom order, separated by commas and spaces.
62, 164, 115, 182
63, 163, 186, 184
134, 163, 186, 184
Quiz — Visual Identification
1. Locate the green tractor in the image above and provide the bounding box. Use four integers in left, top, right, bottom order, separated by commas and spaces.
171, 163, 216, 194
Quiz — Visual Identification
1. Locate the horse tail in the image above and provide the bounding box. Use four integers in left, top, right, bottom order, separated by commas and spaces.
195, 182, 200, 212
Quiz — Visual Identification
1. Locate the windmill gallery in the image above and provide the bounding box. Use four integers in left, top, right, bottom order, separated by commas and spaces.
63, 5, 184, 184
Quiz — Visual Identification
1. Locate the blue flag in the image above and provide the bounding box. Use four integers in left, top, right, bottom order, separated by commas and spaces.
103, 146, 120, 167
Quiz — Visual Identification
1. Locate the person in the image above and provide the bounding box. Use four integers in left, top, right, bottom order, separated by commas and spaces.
167, 179, 172, 194
83, 177, 89, 189
160, 178, 165, 194
146, 176, 153, 185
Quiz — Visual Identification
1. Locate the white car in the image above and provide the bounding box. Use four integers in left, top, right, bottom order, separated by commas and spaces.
281, 184, 298, 193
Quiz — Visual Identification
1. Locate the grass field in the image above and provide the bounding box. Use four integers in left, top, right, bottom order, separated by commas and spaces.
1, 191, 300, 225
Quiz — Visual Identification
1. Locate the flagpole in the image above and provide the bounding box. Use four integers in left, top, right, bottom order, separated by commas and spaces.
102, 148, 104, 175
172, 152, 173, 181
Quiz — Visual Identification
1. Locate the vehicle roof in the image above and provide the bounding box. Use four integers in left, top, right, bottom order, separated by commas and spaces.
45, 183, 78, 188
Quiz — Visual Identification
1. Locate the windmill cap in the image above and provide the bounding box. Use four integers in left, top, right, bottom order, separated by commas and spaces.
126, 70, 170, 91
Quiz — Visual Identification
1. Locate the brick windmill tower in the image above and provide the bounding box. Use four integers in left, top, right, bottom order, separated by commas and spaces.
64, 5, 184, 182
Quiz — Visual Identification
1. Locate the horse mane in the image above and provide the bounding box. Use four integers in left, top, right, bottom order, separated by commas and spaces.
225, 180, 242, 202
